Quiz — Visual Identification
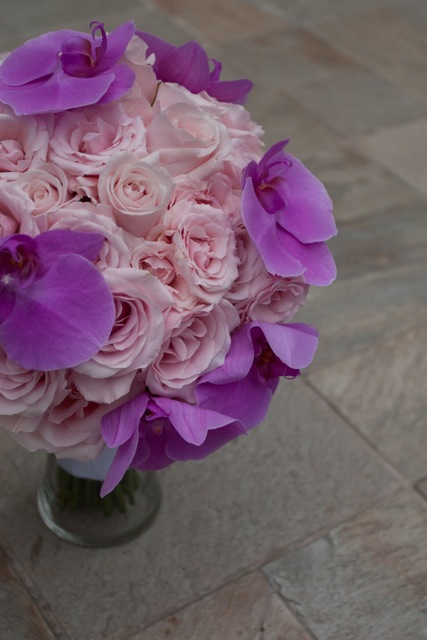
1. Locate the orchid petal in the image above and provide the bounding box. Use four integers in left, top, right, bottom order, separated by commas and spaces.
276, 228, 337, 285
154, 397, 235, 446
249, 322, 319, 370
100, 428, 139, 497
96, 64, 136, 104
196, 366, 273, 429
94, 21, 135, 74
0, 71, 114, 115
0, 253, 115, 370
34, 230, 104, 271
242, 177, 304, 277
161, 42, 210, 93
101, 393, 149, 447
195, 326, 254, 386
275, 154, 336, 243
0, 30, 84, 85
208, 78, 253, 104
165, 420, 245, 461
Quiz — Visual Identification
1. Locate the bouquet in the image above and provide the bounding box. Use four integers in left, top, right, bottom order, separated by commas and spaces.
0, 21, 336, 499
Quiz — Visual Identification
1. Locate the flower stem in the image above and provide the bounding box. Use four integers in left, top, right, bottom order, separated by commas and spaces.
54, 466, 139, 516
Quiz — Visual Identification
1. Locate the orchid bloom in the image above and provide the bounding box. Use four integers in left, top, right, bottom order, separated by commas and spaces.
100, 393, 245, 495
100, 321, 318, 495
241, 140, 337, 285
0, 230, 115, 371
137, 31, 253, 104
195, 321, 319, 427
0, 21, 136, 115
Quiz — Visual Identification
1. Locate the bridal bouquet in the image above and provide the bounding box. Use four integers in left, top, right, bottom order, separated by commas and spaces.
0, 21, 336, 498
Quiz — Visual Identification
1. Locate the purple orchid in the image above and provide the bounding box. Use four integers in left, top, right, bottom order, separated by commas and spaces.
195, 321, 319, 427
100, 393, 246, 495
241, 140, 337, 285
100, 321, 318, 495
137, 31, 253, 104
0, 21, 136, 115
0, 230, 115, 371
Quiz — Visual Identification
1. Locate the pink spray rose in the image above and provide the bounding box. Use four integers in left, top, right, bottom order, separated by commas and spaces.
0, 106, 51, 174
48, 102, 148, 178
162, 199, 239, 303
0, 347, 67, 417
145, 300, 239, 401
15, 162, 70, 214
47, 202, 131, 268
98, 151, 174, 237
73, 267, 173, 404
146, 100, 232, 179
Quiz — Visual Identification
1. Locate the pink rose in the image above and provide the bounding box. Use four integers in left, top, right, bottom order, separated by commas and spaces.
15, 162, 69, 214
7, 396, 108, 461
226, 229, 309, 323
0, 182, 43, 236
5, 371, 138, 460
155, 83, 263, 171
146, 300, 239, 401
130, 238, 203, 329
163, 199, 239, 303
48, 102, 148, 177
0, 105, 51, 174
170, 172, 241, 221
73, 267, 173, 404
146, 101, 232, 178
47, 202, 131, 268
0, 347, 67, 417
98, 151, 174, 237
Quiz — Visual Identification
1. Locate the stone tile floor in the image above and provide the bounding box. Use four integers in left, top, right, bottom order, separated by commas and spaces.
0, 0, 426, 638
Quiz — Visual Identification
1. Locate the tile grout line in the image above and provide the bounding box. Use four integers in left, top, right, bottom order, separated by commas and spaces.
0, 531, 73, 640
116, 488, 404, 640
274, 591, 320, 640
302, 375, 418, 491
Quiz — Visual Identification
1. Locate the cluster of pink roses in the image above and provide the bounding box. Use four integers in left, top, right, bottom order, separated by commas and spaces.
0, 22, 336, 489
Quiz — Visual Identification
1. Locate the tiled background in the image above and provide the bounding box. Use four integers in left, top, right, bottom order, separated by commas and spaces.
0, 0, 426, 638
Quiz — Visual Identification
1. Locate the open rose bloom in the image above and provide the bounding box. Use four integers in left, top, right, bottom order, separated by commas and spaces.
0, 21, 336, 495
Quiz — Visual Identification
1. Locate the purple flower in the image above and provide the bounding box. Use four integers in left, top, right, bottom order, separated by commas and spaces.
241, 140, 337, 285
0, 21, 136, 115
100, 393, 245, 495
195, 321, 319, 427
0, 230, 115, 371
136, 31, 253, 104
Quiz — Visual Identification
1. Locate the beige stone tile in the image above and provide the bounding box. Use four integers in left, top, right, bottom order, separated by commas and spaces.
391, 0, 427, 30
297, 264, 427, 369
329, 197, 427, 279
0, 381, 396, 640
353, 119, 427, 198
0, 541, 56, 640
264, 490, 427, 640
310, 8, 427, 103
216, 27, 356, 91
302, 146, 418, 223
138, 572, 312, 640
286, 68, 427, 136
416, 476, 427, 501
0, 0, 140, 49
152, 0, 285, 45
308, 325, 427, 483
0, 3, 193, 53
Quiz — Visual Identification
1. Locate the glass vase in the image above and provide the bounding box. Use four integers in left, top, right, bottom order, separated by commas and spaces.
37, 454, 161, 548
